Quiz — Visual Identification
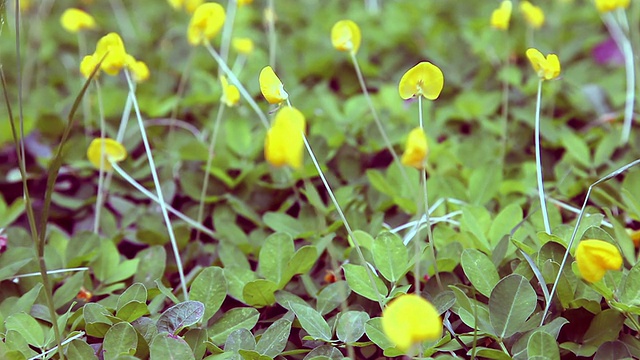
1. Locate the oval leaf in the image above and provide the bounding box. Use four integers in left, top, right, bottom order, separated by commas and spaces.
461, 248, 500, 298
156, 300, 205, 334
489, 274, 537, 338
372, 232, 408, 283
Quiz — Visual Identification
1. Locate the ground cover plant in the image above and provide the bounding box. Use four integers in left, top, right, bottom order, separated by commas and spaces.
1, 0, 640, 358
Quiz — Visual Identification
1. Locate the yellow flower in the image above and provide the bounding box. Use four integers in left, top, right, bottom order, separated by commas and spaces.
575, 239, 623, 283
87, 138, 127, 171
238, 0, 253, 5
490, 1, 512, 31
264, 107, 305, 169
595, 0, 630, 13
168, 0, 182, 10
187, 3, 226, 46
381, 294, 443, 352
520, 1, 545, 29
259, 66, 288, 104
398, 62, 444, 100
125, 55, 150, 83
401, 127, 428, 169
220, 76, 240, 107
20, 0, 32, 12
331, 20, 361, 55
526, 48, 560, 80
169, 0, 205, 13
232, 37, 254, 56
60, 8, 97, 33
94, 32, 128, 76
80, 54, 100, 79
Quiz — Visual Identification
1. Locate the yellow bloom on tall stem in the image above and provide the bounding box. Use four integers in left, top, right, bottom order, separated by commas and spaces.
80, 54, 100, 79
87, 138, 127, 171
490, 1, 512, 31
94, 32, 128, 76
220, 76, 240, 107
575, 239, 623, 283
232, 37, 254, 56
187, 2, 226, 46
520, 1, 545, 29
60, 8, 97, 33
259, 66, 289, 105
331, 20, 361, 55
381, 294, 443, 352
398, 62, 444, 100
264, 107, 305, 169
401, 127, 428, 169
595, 0, 630, 13
525, 48, 560, 81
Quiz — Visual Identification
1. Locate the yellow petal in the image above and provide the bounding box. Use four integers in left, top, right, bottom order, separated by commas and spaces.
187, 2, 226, 46
401, 127, 428, 169
232, 37, 254, 56
381, 294, 442, 352
128, 58, 150, 83
264, 107, 305, 169
80, 54, 100, 79
94, 32, 127, 76
490, 1, 512, 31
184, 0, 205, 13
520, 1, 545, 29
526, 48, 560, 81
331, 20, 361, 55
398, 62, 444, 100
167, 0, 184, 10
60, 8, 97, 33
87, 138, 127, 171
595, 0, 629, 13
575, 239, 623, 283
220, 76, 240, 107
259, 66, 288, 104
238, 0, 253, 6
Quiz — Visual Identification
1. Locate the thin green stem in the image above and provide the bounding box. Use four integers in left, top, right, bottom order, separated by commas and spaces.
93, 80, 106, 234
204, 41, 270, 129
534, 79, 551, 234
195, 104, 226, 241
302, 133, 385, 311
266, 0, 276, 68
501, 38, 510, 162
349, 52, 413, 192
219, 0, 238, 69
124, 69, 188, 300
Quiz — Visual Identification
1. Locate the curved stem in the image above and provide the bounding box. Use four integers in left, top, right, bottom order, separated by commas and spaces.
94, 80, 106, 234
534, 79, 551, 234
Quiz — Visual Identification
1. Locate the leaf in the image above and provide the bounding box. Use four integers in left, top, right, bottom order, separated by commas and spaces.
594, 341, 633, 360
184, 328, 209, 360
134, 246, 166, 287
620, 261, 640, 306
527, 331, 560, 360
66, 339, 98, 360
258, 232, 295, 285
468, 164, 502, 205
316, 281, 351, 315
290, 302, 332, 341
224, 266, 257, 301
488, 203, 523, 247
115, 301, 149, 323
461, 248, 500, 298
279, 245, 318, 288
156, 301, 205, 334
365, 317, 395, 350
489, 274, 537, 338
342, 263, 387, 302
302, 345, 345, 360
243, 279, 278, 307
83, 303, 113, 338
255, 318, 292, 357
149, 333, 195, 360
103, 322, 138, 360
225, 328, 256, 352
4, 313, 45, 348
263, 212, 305, 238
116, 283, 148, 311
336, 311, 369, 344
460, 205, 491, 252
208, 307, 260, 346
583, 309, 625, 349
372, 232, 408, 283
189, 266, 227, 323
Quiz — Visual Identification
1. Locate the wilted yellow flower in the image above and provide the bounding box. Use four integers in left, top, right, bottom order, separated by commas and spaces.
331, 20, 361, 55
60, 8, 97, 33
575, 239, 623, 283
80, 54, 100, 79
381, 294, 442, 352
220, 76, 240, 107
187, 2, 226, 46
490, 1, 512, 31
526, 48, 560, 80
401, 127, 428, 169
232, 37, 254, 55
520, 1, 545, 29
87, 138, 127, 171
264, 107, 305, 168
398, 62, 444, 100
595, 0, 630, 13
94, 32, 127, 76
125, 55, 150, 83
259, 66, 288, 104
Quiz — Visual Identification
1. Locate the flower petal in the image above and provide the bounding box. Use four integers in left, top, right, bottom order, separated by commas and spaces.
575, 239, 623, 283
381, 294, 442, 352
331, 20, 361, 55
187, 2, 226, 46
398, 62, 444, 100
87, 138, 127, 171
259, 66, 288, 104
401, 127, 428, 169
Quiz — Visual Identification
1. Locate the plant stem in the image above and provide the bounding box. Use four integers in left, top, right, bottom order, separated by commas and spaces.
219, 0, 238, 68
266, 0, 276, 67
124, 69, 189, 300
93, 80, 106, 234
534, 79, 551, 234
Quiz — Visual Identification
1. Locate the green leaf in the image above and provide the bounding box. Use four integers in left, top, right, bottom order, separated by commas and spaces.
460, 205, 491, 252
208, 307, 260, 346
488, 203, 523, 247
4, 313, 45, 348
372, 232, 408, 283
594, 341, 633, 360
83, 303, 113, 338
255, 318, 292, 357
468, 164, 502, 205
115, 301, 149, 323
461, 248, 500, 298
103, 322, 137, 360
302, 345, 345, 359
134, 246, 166, 287
365, 317, 394, 350
156, 301, 205, 334
184, 328, 209, 360
224, 266, 256, 301
117, 283, 148, 311
279, 245, 318, 288
243, 279, 278, 307
91, 240, 120, 283
52, 272, 84, 310
258, 232, 295, 285
620, 261, 640, 306
0, 196, 25, 229
66, 339, 98, 360
149, 333, 195, 360
263, 212, 305, 238
527, 331, 560, 360
290, 302, 332, 341
336, 311, 369, 344
489, 274, 537, 338
342, 264, 387, 302
225, 328, 256, 352
189, 266, 227, 323
316, 281, 351, 315
583, 309, 625, 349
